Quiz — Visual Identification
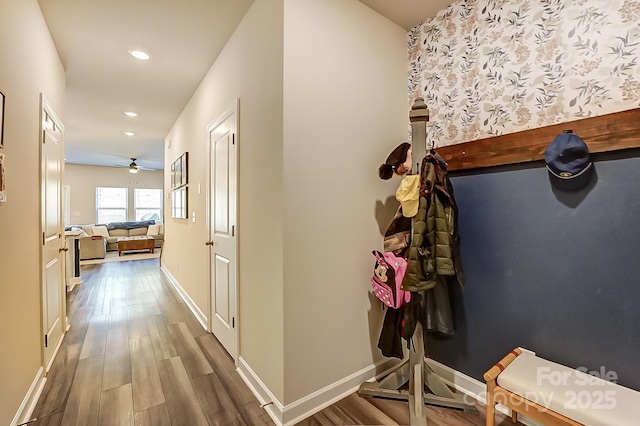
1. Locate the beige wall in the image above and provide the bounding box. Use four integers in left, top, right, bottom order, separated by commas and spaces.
282, 0, 407, 403
163, 0, 285, 401
65, 164, 164, 225
0, 1, 66, 424
164, 0, 408, 410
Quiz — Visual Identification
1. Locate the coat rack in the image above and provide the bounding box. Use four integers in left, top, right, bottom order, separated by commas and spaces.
359, 98, 478, 424
435, 107, 640, 172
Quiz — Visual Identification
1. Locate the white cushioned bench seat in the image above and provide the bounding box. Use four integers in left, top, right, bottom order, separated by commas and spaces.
484, 348, 640, 426
497, 351, 639, 426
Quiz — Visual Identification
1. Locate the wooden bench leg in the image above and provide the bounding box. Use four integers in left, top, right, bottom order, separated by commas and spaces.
511, 409, 518, 423
484, 349, 523, 426
486, 384, 495, 426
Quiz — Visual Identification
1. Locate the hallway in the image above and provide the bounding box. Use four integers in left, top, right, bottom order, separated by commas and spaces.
30, 259, 274, 425
29, 258, 509, 426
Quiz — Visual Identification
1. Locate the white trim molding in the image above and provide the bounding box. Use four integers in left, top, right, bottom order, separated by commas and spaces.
44, 331, 66, 375
157, 273, 545, 426
12, 367, 46, 426
160, 265, 208, 330
237, 357, 285, 425
425, 357, 543, 426
237, 356, 401, 426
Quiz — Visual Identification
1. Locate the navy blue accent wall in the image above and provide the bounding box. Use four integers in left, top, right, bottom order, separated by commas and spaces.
426, 150, 640, 391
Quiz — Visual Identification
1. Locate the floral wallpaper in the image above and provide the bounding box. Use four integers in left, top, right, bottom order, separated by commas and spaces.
408, 0, 640, 147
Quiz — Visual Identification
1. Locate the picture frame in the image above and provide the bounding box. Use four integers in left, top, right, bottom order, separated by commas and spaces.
180, 152, 188, 186
170, 152, 188, 189
170, 161, 176, 189
174, 157, 182, 189
0, 90, 5, 149
0, 153, 5, 202
170, 187, 187, 218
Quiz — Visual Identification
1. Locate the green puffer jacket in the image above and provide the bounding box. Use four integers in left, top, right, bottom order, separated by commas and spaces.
401, 155, 464, 292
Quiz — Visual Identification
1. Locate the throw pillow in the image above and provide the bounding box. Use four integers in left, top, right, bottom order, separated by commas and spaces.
80, 224, 94, 235
147, 224, 161, 236
91, 225, 109, 238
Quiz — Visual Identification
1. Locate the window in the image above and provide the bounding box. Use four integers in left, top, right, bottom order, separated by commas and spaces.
96, 187, 127, 223
134, 188, 163, 223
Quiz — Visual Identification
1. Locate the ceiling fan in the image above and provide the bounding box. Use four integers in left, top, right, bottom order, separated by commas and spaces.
114, 157, 156, 173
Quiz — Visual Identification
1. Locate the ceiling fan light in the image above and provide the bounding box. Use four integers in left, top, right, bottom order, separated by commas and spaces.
128, 157, 139, 173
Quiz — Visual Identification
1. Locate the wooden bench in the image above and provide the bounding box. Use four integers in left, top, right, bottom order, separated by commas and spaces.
116, 236, 155, 256
484, 348, 640, 426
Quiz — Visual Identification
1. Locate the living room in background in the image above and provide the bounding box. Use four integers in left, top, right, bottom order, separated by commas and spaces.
134, 188, 163, 222
96, 187, 128, 223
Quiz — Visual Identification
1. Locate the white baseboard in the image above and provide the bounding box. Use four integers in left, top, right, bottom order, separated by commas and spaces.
425, 357, 488, 403
237, 356, 401, 426
160, 265, 208, 331
44, 332, 66, 375
67, 276, 82, 293
11, 367, 46, 426
158, 266, 543, 426
425, 357, 543, 426
237, 351, 545, 426
237, 357, 285, 425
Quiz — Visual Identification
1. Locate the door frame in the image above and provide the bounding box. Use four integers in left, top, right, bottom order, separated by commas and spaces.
40, 93, 67, 372
205, 98, 240, 363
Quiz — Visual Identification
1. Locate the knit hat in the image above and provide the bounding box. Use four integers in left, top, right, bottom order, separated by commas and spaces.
379, 142, 411, 180
544, 132, 593, 191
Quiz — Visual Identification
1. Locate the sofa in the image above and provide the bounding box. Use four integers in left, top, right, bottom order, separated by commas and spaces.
72, 220, 164, 260
78, 236, 107, 260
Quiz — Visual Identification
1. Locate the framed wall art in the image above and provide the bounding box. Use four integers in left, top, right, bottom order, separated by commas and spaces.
0, 90, 5, 149
0, 153, 6, 202
170, 187, 187, 218
174, 156, 182, 188
170, 158, 176, 188
170, 152, 188, 189
180, 152, 188, 186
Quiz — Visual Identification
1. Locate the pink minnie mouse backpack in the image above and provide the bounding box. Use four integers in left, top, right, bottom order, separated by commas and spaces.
371, 250, 411, 309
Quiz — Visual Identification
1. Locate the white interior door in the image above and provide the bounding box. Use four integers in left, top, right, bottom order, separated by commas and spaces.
40, 94, 66, 372
207, 100, 239, 361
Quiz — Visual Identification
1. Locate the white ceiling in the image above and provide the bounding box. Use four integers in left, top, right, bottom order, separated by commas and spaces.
358, 0, 457, 30
38, 0, 455, 171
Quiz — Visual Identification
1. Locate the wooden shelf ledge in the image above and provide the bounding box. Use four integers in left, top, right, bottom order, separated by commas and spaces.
436, 108, 640, 172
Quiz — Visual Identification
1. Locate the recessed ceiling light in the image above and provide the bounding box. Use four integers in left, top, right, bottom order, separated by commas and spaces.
124, 111, 138, 117
129, 50, 150, 60
124, 131, 135, 136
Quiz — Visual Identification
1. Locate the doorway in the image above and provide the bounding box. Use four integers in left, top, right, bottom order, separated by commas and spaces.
206, 100, 239, 361
40, 94, 66, 372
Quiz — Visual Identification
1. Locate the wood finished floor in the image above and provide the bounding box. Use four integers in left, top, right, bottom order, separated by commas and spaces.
30, 258, 516, 426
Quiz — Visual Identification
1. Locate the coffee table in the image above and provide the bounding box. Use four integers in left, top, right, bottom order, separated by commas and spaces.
117, 236, 155, 256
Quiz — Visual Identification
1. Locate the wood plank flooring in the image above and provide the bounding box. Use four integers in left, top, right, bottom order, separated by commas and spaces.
29, 257, 516, 425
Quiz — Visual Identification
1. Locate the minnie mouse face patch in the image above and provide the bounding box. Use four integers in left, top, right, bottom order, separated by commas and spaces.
374, 261, 394, 284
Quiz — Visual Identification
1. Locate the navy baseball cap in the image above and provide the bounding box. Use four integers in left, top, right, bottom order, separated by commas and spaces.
544, 132, 593, 190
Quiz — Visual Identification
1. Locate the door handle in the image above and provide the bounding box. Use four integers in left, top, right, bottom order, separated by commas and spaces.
205, 241, 215, 246
59, 247, 69, 252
